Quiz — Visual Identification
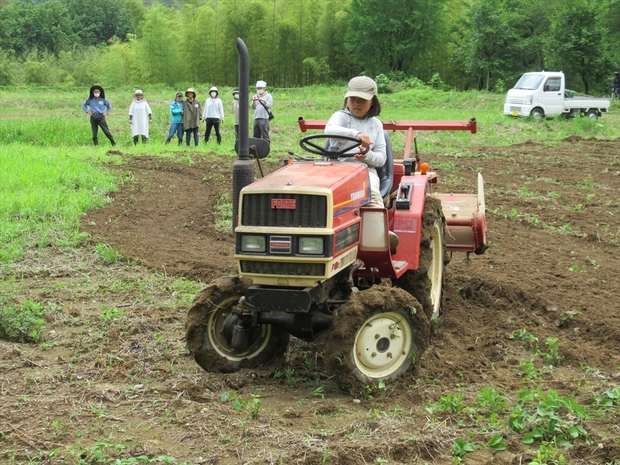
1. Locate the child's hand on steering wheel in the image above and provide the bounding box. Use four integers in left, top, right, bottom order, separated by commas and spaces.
356, 132, 372, 149
355, 132, 372, 160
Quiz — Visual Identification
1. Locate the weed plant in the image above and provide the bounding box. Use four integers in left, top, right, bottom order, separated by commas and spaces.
0, 294, 47, 342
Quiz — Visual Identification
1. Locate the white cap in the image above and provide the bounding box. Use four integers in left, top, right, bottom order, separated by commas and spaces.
256, 80, 267, 88
345, 76, 377, 100
209, 86, 218, 94
134, 89, 144, 95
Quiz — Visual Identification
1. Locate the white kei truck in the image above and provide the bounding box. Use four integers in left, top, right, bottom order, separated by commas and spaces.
504, 71, 610, 120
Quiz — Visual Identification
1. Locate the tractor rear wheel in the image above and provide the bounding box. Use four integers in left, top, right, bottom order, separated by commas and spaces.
185, 276, 289, 373
326, 286, 430, 390
395, 196, 447, 320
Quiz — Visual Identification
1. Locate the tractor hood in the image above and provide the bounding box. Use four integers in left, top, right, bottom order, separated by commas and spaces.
241, 160, 371, 217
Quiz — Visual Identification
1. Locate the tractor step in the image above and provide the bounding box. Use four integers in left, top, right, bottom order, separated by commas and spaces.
393, 260, 408, 270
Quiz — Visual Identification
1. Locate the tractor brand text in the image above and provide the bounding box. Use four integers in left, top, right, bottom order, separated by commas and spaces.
350, 189, 365, 201
271, 199, 296, 209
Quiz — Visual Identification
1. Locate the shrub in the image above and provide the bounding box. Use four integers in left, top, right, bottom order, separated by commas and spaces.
428, 72, 446, 90
375, 73, 391, 94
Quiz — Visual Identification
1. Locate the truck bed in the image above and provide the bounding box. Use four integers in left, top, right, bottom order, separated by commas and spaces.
563, 92, 610, 111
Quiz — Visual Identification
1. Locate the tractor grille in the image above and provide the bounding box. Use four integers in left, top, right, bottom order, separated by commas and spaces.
241, 194, 327, 228
240, 260, 325, 276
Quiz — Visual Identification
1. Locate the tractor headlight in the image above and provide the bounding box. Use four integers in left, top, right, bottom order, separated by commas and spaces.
241, 235, 266, 253
299, 237, 324, 255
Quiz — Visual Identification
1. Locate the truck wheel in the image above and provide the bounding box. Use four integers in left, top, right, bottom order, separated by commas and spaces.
530, 108, 544, 120
586, 110, 599, 119
326, 287, 430, 390
394, 196, 447, 320
185, 276, 289, 373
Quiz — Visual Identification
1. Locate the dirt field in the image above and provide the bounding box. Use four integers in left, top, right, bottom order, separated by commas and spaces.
1, 136, 620, 464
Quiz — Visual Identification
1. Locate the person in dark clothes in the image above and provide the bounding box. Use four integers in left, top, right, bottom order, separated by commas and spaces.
81, 85, 116, 146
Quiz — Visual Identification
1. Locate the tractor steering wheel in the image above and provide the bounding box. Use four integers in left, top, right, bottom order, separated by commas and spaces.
300, 134, 368, 159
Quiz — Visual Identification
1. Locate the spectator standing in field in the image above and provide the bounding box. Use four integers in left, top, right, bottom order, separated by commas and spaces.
166, 91, 184, 145
232, 88, 240, 141
82, 85, 116, 146
183, 88, 202, 147
128, 89, 152, 145
325, 76, 386, 208
202, 86, 225, 145
251, 80, 272, 145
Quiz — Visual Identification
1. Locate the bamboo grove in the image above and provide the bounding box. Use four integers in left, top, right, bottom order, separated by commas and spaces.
0, 0, 619, 93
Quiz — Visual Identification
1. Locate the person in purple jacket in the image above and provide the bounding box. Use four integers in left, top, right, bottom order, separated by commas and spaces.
81, 85, 116, 146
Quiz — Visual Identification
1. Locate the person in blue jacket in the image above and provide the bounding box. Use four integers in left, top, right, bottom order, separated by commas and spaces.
81, 85, 116, 146
166, 91, 184, 145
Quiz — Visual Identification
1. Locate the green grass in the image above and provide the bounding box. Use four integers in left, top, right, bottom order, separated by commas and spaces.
0, 144, 118, 262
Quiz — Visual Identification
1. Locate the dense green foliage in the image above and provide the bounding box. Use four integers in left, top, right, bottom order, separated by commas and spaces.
0, 0, 618, 92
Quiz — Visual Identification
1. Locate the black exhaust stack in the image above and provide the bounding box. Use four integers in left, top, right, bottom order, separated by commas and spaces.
232, 38, 254, 232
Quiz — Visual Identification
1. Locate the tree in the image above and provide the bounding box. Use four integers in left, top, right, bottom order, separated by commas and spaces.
65, 0, 134, 46
100, 36, 138, 87
504, 0, 553, 74
344, 0, 447, 77
0, 0, 76, 56
606, 0, 620, 68
179, 3, 217, 84
219, 0, 276, 85
545, 0, 611, 93
465, 0, 522, 91
315, 0, 355, 81
140, 5, 181, 85
0, 50, 14, 85
119, 0, 147, 32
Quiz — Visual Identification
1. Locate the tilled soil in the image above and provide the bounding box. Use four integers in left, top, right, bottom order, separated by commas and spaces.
1, 137, 620, 464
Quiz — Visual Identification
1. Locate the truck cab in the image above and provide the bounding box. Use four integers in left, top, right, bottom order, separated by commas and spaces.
504, 71, 565, 118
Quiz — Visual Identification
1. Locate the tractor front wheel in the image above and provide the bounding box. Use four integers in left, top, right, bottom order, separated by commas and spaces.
185, 276, 289, 373
326, 287, 430, 390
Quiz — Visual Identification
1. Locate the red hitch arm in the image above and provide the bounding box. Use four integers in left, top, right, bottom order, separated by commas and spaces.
298, 117, 477, 160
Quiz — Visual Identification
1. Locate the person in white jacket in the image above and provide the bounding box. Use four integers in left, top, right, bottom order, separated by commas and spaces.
325, 76, 386, 207
202, 86, 225, 145
128, 89, 152, 145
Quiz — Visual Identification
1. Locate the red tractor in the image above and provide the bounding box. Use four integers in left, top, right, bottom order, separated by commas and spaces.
185, 117, 486, 390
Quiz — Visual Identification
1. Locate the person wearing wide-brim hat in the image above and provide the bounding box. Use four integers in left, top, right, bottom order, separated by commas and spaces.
202, 86, 225, 145
232, 88, 240, 141
128, 89, 152, 145
182, 88, 202, 147
81, 85, 116, 146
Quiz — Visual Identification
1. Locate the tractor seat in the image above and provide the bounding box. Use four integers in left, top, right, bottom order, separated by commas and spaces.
377, 130, 394, 200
